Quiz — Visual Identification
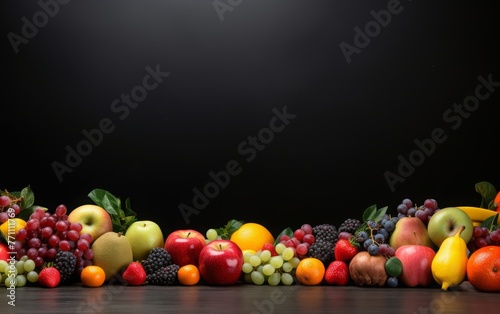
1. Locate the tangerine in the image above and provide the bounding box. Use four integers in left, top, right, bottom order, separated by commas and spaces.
80, 265, 106, 287
467, 245, 500, 292
230, 222, 274, 252
177, 264, 201, 286
295, 257, 325, 285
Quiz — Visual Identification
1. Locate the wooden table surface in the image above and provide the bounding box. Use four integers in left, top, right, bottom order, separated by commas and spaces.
6, 281, 497, 313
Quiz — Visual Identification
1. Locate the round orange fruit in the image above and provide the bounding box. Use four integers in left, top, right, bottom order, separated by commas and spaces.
177, 264, 200, 286
80, 265, 106, 287
295, 257, 325, 285
229, 222, 274, 252
467, 245, 500, 292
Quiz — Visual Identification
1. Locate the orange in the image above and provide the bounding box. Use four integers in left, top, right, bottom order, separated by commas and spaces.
177, 264, 200, 286
229, 222, 275, 252
295, 257, 325, 285
80, 265, 106, 287
467, 245, 500, 292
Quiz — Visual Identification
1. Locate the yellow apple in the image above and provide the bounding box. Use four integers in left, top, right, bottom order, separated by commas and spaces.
67, 204, 113, 242
125, 220, 164, 261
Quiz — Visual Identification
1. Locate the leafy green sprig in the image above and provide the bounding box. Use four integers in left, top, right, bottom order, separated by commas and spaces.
214, 219, 245, 239
1, 185, 48, 220
88, 188, 137, 234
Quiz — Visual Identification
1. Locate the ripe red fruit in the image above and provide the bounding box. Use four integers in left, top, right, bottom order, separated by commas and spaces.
324, 260, 349, 285
302, 233, 315, 245
38, 267, 61, 288
122, 262, 147, 286
334, 239, 359, 263
261, 242, 278, 256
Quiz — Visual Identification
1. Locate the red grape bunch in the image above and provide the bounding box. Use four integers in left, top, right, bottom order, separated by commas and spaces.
468, 225, 500, 254
13, 205, 94, 277
396, 198, 439, 225
0, 194, 21, 223
277, 224, 316, 259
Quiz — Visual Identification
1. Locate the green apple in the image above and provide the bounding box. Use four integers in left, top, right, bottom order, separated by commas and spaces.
125, 220, 164, 261
427, 207, 473, 247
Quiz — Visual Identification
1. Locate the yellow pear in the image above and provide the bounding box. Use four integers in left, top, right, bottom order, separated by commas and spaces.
431, 225, 468, 291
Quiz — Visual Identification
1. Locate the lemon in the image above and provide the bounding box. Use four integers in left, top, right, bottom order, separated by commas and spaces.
0, 218, 27, 241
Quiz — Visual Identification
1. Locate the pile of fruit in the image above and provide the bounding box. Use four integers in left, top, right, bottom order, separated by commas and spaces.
1, 182, 500, 293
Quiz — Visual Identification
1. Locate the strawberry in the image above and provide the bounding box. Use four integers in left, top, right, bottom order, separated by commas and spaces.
324, 260, 349, 285
334, 238, 359, 263
38, 267, 61, 288
261, 242, 278, 256
122, 262, 147, 286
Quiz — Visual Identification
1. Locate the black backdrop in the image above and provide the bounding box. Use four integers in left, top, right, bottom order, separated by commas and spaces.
2, 0, 500, 237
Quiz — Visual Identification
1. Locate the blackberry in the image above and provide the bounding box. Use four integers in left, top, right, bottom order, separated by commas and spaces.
308, 224, 339, 266
142, 248, 173, 275
307, 241, 335, 266
54, 251, 77, 284
312, 224, 338, 244
146, 264, 179, 286
338, 218, 362, 234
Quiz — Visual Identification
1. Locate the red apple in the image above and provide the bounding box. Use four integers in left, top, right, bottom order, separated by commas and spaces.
164, 229, 206, 267
395, 244, 436, 287
67, 204, 113, 243
198, 239, 243, 285
0, 242, 9, 261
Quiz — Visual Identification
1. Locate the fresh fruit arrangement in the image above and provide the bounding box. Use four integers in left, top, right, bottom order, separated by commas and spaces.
1, 181, 500, 293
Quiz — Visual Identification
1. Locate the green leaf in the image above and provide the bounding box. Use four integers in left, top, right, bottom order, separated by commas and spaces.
226, 219, 244, 237
112, 221, 126, 234
274, 227, 294, 246
385, 257, 403, 277
215, 228, 230, 240
362, 204, 377, 222
123, 198, 136, 217
475, 181, 497, 209
19, 186, 35, 209
88, 189, 119, 216
488, 199, 497, 210
99, 195, 119, 216
214, 219, 244, 240
480, 212, 499, 231
87, 188, 107, 204
87, 189, 137, 233
373, 206, 388, 223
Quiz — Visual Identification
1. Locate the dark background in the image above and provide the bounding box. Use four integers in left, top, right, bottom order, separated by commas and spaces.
2, 0, 499, 237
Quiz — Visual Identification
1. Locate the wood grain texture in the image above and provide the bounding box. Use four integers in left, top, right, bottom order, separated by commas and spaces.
7, 281, 496, 313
